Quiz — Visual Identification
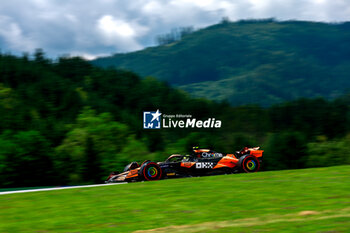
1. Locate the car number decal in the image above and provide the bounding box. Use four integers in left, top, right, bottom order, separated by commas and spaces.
196, 162, 214, 169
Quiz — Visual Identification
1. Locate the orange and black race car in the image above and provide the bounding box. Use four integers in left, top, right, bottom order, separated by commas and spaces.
105, 146, 263, 183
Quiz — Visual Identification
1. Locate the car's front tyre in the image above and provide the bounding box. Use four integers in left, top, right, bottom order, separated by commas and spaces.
139, 161, 163, 181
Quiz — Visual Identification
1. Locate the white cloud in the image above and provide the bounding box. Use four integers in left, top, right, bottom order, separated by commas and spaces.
96, 15, 144, 51
0, 0, 349, 58
98, 15, 136, 38
0, 15, 37, 52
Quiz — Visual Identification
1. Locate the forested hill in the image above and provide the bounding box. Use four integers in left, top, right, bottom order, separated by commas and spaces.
0, 52, 350, 188
92, 19, 350, 106
0, 52, 232, 187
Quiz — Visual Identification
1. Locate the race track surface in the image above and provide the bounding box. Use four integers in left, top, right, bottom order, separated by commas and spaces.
0, 183, 127, 195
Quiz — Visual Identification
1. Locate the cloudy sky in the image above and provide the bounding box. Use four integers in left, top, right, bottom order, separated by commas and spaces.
0, 0, 349, 59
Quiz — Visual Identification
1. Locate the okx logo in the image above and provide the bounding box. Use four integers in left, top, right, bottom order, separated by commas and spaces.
143, 110, 162, 129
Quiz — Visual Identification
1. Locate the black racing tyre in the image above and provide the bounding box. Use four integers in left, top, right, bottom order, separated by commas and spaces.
139, 161, 162, 181
241, 155, 260, 173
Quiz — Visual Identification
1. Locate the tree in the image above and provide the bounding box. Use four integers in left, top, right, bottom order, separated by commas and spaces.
0, 130, 52, 187
54, 108, 129, 184
156, 26, 194, 45
305, 135, 350, 168
264, 132, 307, 170
34, 48, 47, 64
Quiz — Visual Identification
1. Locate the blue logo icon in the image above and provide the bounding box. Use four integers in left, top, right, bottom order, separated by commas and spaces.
143, 110, 162, 129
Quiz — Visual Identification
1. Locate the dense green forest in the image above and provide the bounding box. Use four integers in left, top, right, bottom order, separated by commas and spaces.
0, 51, 350, 188
92, 19, 350, 106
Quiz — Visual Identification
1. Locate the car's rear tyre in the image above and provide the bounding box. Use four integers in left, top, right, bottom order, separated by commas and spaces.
139, 161, 162, 181
241, 155, 260, 173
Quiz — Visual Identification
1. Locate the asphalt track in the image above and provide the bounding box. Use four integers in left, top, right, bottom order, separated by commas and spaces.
0, 182, 127, 195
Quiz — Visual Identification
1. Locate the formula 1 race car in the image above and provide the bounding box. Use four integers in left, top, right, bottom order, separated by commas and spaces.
106, 147, 263, 183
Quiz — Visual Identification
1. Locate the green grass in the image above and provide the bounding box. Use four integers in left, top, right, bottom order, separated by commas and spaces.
1, 166, 349, 232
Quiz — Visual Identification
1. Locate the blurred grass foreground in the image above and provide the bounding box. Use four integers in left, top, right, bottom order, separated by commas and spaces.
0, 165, 349, 232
